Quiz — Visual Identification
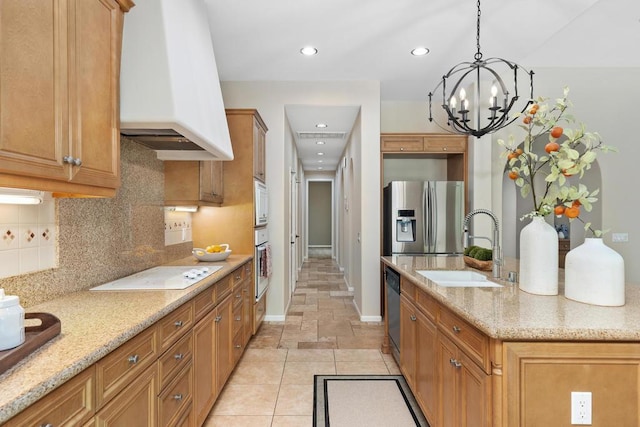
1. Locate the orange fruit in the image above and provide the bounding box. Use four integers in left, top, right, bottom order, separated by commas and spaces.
545, 142, 560, 153
572, 200, 581, 207
523, 116, 532, 124
529, 104, 538, 115
508, 171, 519, 180
507, 151, 518, 160
554, 205, 565, 216
565, 206, 580, 218
516, 148, 523, 155
550, 126, 563, 138
562, 169, 573, 177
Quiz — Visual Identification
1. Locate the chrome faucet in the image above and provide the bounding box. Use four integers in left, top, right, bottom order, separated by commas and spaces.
463, 209, 502, 279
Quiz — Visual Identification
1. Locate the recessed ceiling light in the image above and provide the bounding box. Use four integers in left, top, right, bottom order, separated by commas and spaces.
316, 141, 325, 145
300, 46, 318, 56
317, 167, 324, 170
315, 123, 327, 128
317, 152, 324, 156
411, 47, 430, 56
318, 160, 324, 163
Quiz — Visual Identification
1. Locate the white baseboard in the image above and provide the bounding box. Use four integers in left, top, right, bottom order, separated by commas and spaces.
349, 300, 382, 323
264, 314, 286, 322
360, 315, 383, 322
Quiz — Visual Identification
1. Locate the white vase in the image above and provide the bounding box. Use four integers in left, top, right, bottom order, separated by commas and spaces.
564, 238, 625, 306
519, 216, 559, 295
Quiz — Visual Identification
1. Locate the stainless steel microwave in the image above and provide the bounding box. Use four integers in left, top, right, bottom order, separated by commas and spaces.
255, 181, 268, 226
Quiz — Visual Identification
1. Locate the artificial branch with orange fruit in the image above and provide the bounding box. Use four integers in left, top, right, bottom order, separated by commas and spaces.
498, 87, 617, 236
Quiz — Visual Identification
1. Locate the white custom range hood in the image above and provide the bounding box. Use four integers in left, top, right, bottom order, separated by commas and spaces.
119, 0, 233, 161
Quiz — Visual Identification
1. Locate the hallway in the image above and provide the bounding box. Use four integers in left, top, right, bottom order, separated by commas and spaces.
204, 255, 398, 426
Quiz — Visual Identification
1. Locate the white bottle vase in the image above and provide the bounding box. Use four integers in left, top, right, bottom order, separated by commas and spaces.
564, 238, 625, 306
519, 216, 559, 295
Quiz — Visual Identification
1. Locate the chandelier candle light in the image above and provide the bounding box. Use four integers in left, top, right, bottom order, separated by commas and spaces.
428, 0, 534, 138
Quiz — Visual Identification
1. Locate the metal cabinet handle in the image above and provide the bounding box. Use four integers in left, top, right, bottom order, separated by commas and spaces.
174, 320, 183, 327
449, 358, 462, 368
235, 316, 241, 321
452, 325, 461, 333
174, 353, 184, 361
236, 293, 242, 299
410, 315, 417, 321
62, 155, 82, 166
215, 315, 222, 322
128, 355, 139, 364
235, 275, 242, 280
400, 147, 405, 151
41, 424, 53, 427
173, 393, 183, 401
235, 344, 241, 349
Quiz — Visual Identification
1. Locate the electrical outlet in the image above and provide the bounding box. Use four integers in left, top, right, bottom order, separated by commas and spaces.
612, 233, 629, 243
571, 391, 592, 425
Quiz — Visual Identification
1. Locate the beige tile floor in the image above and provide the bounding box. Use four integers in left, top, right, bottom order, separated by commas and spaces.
203, 255, 399, 427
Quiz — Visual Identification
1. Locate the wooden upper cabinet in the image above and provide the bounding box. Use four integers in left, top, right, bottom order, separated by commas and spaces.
253, 115, 267, 182
380, 133, 467, 153
0, 0, 131, 197
380, 135, 424, 152
165, 160, 224, 206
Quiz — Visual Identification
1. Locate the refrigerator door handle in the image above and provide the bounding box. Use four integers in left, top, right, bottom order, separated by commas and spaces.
422, 185, 429, 253
430, 185, 437, 252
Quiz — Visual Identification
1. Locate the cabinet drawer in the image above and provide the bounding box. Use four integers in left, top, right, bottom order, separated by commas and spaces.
243, 262, 253, 279
422, 136, 467, 152
158, 302, 194, 351
400, 278, 416, 301
230, 267, 245, 288
232, 329, 244, 364
232, 286, 244, 309
159, 363, 193, 427
416, 288, 438, 323
438, 307, 489, 372
194, 286, 215, 320
158, 332, 193, 390
96, 326, 158, 408
214, 276, 232, 305
233, 304, 243, 336
559, 239, 571, 251
5, 367, 95, 427
380, 135, 424, 152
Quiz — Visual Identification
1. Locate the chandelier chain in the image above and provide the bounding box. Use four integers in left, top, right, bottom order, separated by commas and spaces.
475, 0, 482, 61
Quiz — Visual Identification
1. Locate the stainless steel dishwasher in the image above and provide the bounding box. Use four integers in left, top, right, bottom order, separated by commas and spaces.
385, 266, 401, 361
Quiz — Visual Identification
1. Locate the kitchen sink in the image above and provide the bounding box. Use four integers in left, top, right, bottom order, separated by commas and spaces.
416, 270, 502, 288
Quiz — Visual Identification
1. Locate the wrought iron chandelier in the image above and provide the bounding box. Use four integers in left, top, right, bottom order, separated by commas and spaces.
428, 0, 535, 138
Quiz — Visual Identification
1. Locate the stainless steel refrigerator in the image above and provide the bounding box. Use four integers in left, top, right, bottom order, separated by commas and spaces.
383, 181, 465, 255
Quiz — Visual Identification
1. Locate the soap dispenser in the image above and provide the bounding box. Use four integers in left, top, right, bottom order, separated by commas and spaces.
0, 289, 25, 351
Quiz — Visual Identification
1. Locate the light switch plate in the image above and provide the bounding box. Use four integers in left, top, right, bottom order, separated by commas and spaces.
612, 233, 628, 243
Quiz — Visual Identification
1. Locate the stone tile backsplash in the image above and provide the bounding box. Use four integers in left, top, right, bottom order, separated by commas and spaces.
0, 138, 192, 307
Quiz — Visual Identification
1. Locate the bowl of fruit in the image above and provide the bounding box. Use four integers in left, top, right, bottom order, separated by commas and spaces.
192, 244, 231, 262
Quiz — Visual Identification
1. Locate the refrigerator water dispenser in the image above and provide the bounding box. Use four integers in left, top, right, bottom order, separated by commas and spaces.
396, 210, 416, 242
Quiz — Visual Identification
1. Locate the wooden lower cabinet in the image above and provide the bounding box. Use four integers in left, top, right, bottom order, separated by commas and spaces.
438, 333, 491, 427
503, 342, 640, 427
414, 309, 438, 423
193, 292, 234, 426
94, 363, 158, 426
399, 294, 417, 388
5, 367, 96, 427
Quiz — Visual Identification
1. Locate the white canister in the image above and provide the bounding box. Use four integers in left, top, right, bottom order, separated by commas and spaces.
0, 289, 25, 351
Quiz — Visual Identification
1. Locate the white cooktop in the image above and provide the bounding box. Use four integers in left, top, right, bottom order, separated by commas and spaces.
90, 266, 223, 291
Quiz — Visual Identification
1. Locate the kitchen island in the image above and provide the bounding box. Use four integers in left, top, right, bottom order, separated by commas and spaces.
0, 254, 253, 425
382, 254, 640, 427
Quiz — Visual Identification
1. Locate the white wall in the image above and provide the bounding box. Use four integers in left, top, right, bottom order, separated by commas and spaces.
220, 81, 381, 319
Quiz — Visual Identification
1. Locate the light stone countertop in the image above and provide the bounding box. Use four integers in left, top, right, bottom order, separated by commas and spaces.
382, 255, 640, 341
0, 254, 253, 424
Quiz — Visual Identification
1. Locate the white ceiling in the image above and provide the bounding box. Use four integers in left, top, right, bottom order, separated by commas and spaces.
206, 0, 640, 171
